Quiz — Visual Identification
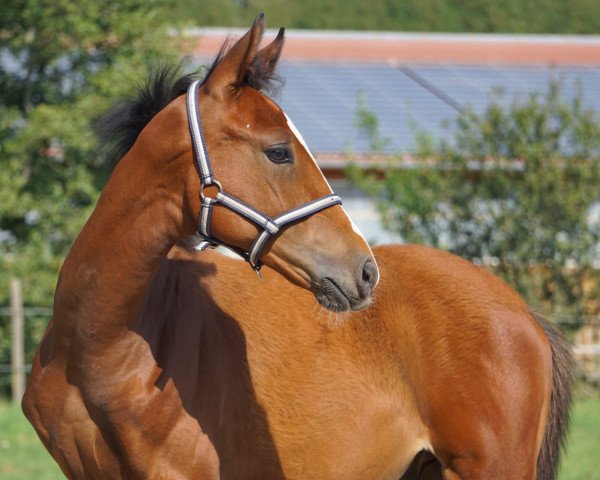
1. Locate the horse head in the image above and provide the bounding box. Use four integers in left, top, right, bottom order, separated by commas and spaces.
171, 16, 379, 311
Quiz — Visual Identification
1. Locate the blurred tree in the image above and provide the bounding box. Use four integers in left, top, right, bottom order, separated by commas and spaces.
349, 82, 600, 326
171, 0, 600, 34
0, 0, 179, 395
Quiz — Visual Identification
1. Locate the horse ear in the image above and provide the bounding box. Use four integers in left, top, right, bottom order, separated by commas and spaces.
250, 27, 285, 79
204, 14, 265, 97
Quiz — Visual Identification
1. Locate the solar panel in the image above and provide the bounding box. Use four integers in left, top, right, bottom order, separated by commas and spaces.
407, 64, 600, 119
193, 56, 600, 155
278, 61, 455, 153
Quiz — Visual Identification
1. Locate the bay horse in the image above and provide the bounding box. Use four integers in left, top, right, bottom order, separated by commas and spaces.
27, 240, 573, 479
138, 244, 571, 480
22, 15, 573, 480
22, 16, 379, 479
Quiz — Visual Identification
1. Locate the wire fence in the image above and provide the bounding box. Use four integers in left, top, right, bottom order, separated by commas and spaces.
0, 307, 53, 317
0, 306, 51, 380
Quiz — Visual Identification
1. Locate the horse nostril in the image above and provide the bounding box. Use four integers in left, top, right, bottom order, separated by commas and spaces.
359, 259, 379, 298
363, 265, 371, 283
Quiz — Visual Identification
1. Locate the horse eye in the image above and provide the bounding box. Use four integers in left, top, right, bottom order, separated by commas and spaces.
266, 147, 292, 164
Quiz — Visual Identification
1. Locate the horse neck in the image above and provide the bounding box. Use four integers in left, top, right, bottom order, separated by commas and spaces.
54, 107, 197, 348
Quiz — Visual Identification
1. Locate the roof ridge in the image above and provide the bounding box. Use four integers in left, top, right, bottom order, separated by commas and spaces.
184, 28, 600, 44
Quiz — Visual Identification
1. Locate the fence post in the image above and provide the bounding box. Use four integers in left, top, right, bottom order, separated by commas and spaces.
10, 278, 25, 404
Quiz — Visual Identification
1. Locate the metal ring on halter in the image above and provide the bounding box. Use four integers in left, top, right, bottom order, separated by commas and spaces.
200, 179, 222, 202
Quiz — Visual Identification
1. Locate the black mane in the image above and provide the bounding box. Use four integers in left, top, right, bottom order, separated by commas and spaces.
94, 60, 210, 166
96, 40, 283, 166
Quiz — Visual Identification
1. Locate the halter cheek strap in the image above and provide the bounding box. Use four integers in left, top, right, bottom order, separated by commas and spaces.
186, 80, 342, 273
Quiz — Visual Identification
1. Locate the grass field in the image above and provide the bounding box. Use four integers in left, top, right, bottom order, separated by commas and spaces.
0, 402, 62, 480
557, 397, 600, 480
1, 399, 599, 479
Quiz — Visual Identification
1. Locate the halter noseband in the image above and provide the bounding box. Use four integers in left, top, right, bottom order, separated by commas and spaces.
186, 80, 342, 274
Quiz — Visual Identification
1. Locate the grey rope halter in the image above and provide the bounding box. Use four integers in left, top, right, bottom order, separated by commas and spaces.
186, 80, 342, 274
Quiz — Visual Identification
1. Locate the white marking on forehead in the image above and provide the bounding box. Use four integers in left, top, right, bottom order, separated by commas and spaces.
284, 114, 314, 158
284, 111, 379, 286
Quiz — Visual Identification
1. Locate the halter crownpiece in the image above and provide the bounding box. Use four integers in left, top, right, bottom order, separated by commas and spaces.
186, 80, 342, 273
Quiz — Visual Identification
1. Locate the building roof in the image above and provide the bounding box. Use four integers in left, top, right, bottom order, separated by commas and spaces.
186, 29, 600, 160
188, 29, 600, 65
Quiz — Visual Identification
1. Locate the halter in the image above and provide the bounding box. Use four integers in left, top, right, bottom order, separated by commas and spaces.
186, 80, 342, 275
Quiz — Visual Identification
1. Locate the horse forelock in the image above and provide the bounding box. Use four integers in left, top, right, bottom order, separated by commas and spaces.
95, 37, 283, 169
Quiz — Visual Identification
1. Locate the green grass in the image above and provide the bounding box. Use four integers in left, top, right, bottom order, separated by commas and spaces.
0, 398, 599, 479
559, 397, 600, 480
0, 402, 62, 480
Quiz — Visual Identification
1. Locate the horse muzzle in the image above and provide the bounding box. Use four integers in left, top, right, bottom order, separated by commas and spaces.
313, 258, 379, 312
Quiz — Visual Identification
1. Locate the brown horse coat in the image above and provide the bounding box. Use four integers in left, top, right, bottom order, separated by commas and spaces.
158, 244, 568, 479
26, 244, 572, 479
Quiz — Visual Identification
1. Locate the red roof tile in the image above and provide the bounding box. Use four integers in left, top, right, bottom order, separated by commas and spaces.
186, 29, 600, 65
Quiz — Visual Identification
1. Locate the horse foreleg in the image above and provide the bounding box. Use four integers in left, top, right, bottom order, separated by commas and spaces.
425, 410, 541, 480
440, 461, 536, 480
399, 449, 537, 480
433, 443, 537, 480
